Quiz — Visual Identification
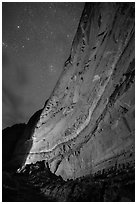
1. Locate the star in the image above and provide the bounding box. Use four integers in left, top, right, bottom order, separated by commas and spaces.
24, 7, 27, 12
49, 64, 56, 73
17, 25, 20, 29
26, 37, 30, 41
50, 64, 54, 70
2, 42, 8, 48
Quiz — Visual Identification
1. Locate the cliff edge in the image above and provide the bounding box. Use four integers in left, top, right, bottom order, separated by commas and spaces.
12, 3, 135, 180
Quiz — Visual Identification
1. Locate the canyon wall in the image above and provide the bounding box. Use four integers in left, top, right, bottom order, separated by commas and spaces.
13, 3, 135, 180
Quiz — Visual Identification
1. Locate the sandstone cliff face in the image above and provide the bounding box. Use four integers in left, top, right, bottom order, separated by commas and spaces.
13, 3, 135, 180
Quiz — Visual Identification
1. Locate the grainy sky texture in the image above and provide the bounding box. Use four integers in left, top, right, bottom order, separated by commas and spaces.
2, 2, 84, 129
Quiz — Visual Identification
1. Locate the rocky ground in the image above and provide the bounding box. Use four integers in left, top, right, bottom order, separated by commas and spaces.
3, 160, 135, 202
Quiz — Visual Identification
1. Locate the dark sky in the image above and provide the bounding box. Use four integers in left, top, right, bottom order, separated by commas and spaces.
2, 2, 84, 129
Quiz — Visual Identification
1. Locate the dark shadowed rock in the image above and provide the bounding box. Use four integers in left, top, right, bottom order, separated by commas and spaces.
2, 161, 135, 201
2, 123, 26, 170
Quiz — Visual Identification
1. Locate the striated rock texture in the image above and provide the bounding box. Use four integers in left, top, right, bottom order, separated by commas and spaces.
13, 3, 135, 180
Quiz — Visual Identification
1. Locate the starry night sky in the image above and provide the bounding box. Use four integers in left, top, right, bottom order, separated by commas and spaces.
2, 2, 84, 129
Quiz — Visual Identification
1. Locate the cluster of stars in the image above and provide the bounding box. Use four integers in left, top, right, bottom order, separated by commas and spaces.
11, 3, 76, 53
3, 3, 83, 75
49, 64, 54, 72
14, 24, 31, 49
2, 2, 84, 128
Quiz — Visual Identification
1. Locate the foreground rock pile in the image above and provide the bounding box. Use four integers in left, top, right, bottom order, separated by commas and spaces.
3, 161, 135, 202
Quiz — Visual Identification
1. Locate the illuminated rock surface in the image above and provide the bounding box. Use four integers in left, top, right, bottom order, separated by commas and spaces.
12, 2, 135, 180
